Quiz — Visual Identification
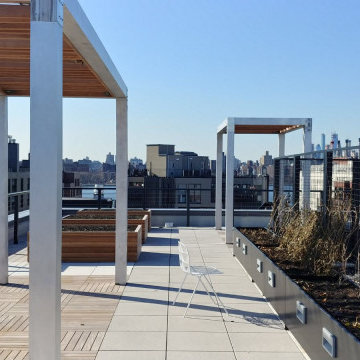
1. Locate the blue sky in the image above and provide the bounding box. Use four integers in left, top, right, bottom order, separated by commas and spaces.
8, 0, 360, 163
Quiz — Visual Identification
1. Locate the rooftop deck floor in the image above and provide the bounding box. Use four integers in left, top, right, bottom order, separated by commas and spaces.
0, 228, 308, 359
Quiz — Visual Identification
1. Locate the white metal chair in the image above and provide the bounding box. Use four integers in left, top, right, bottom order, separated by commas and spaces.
172, 241, 229, 317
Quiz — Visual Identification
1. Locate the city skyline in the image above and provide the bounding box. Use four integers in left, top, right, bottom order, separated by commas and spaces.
9, 130, 358, 166
7, 0, 360, 162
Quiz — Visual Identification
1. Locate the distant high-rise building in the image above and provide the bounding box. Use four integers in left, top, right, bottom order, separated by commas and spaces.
130, 157, 144, 168
321, 133, 326, 150
345, 139, 351, 157
146, 144, 210, 177
331, 133, 338, 149
8, 136, 19, 172
78, 156, 92, 165
63, 158, 73, 165
105, 152, 115, 165
130, 157, 146, 173
260, 151, 273, 166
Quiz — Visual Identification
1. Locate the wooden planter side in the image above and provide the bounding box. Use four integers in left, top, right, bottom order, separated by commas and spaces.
28, 226, 142, 263
129, 210, 151, 229
127, 224, 142, 262
63, 215, 148, 243
128, 215, 148, 243
62, 231, 114, 262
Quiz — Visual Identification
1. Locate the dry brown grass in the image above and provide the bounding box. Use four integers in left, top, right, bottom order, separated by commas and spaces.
270, 197, 359, 276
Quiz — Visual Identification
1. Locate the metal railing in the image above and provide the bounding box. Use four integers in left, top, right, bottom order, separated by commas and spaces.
274, 145, 360, 213
8, 190, 29, 244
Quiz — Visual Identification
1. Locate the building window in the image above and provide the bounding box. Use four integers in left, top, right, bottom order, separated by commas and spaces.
21, 178, 24, 191
12, 179, 17, 193
177, 184, 186, 204
20, 195, 24, 208
189, 184, 201, 204
177, 184, 202, 204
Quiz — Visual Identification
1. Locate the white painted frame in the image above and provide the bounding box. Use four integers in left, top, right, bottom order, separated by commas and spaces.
215, 117, 312, 244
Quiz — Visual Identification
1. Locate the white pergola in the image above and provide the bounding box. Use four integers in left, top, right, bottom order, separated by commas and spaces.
0, 1, 128, 359
215, 117, 312, 244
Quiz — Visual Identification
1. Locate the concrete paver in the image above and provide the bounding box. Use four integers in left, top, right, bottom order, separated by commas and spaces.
96, 227, 308, 360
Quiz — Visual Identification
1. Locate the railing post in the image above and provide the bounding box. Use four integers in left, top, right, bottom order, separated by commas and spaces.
274, 158, 280, 204
97, 188, 102, 210
325, 151, 333, 209
14, 195, 19, 245
293, 156, 300, 210
143, 183, 146, 210
322, 150, 327, 214
351, 158, 360, 232
186, 188, 190, 227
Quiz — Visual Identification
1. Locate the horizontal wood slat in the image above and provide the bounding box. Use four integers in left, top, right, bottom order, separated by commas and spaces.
0, 4, 113, 97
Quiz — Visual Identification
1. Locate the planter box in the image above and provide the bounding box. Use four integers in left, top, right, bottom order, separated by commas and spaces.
233, 228, 360, 360
63, 214, 149, 243
28, 224, 142, 263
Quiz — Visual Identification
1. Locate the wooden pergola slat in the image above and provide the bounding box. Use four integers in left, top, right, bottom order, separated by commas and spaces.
0, 4, 116, 98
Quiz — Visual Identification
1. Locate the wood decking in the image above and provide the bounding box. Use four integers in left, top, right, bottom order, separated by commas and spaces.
0, 275, 124, 360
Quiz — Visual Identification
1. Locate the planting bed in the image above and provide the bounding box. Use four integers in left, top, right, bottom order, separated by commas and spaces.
63, 211, 149, 243
80, 209, 152, 228
240, 228, 360, 341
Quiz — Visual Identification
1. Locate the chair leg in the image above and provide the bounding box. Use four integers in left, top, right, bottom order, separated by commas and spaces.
203, 276, 229, 316
199, 277, 217, 305
172, 273, 188, 306
184, 276, 200, 317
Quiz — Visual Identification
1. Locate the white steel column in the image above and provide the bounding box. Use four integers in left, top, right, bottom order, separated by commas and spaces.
278, 133, 285, 157
302, 120, 312, 209
278, 133, 285, 195
29, 1, 63, 359
115, 97, 128, 285
225, 120, 235, 244
0, 96, 8, 284
215, 132, 223, 229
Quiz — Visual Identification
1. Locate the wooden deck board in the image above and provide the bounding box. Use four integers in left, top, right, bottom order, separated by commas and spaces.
0, 273, 124, 359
